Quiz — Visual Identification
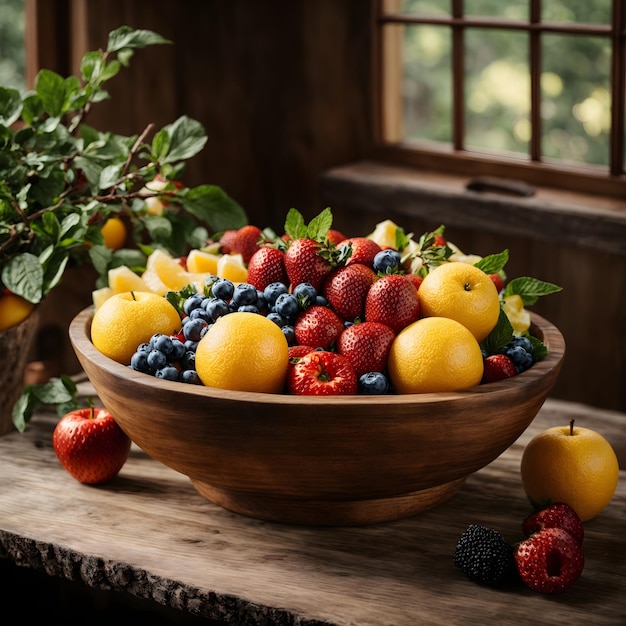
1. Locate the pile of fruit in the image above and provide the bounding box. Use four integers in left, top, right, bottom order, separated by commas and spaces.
454, 502, 585, 593
91, 208, 562, 395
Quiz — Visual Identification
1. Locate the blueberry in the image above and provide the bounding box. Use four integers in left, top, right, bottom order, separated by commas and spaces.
180, 369, 202, 385
204, 297, 229, 321
183, 293, 206, 316
232, 282, 258, 306
264, 282, 288, 306
373, 249, 402, 273
153, 334, 175, 355
211, 278, 234, 301
183, 318, 208, 342
267, 312, 286, 327
502, 345, 533, 374
136, 342, 150, 353
274, 293, 299, 319
238, 305, 260, 313
189, 307, 211, 323
293, 282, 317, 308
149, 333, 164, 350
509, 336, 533, 355
130, 351, 150, 372
180, 351, 196, 370
358, 372, 390, 394
147, 349, 167, 370
315, 295, 329, 307
184, 340, 198, 352
155, 365, 180, 381
255, 291, 268, 312
281, 324, 296, 345
169, 338, 186, 361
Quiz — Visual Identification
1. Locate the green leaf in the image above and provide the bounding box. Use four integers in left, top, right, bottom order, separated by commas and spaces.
161, 116, 208, 163
35, 69, 67, 117
307, 207, 333, 241
151, 128, 171, 162
480, 308, 515, 355
504, 276, 563, 306
474, 249, 509, 274
284, 208, 307, 239
107, 26, 172, 53
178, 185, 248, 232
0, 86, 23, 126
1, 253, 44, 303
88, 245, 113, 276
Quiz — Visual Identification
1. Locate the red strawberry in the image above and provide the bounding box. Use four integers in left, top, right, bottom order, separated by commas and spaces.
287, 350, 358, 396
326, 229, 348, 245
246, 246, 287, 291
364, 274, 420, 334
514, 527, 584, 593
322, 263, 377, 322
294, 305, 344, 350
284, 238, 335, 290
434, 234, 447, 247
288, 345, 315, 360
336, 321, 395, 377
405, 273, 423, 292
481, 354, 516, 384
522, 503, 584, 546
337, 237, 382, 268
489, 273, 505, 293
219, 224, 262, 263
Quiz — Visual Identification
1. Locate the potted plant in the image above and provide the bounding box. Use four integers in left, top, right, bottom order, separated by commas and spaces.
0, 25, 247, 434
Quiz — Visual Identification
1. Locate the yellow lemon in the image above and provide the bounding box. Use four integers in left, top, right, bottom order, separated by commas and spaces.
387, 316, 484, 393
91, 291, 181, 364
186, 249, 220, 274
418, 262, 500, 342
502, 294, 531, 336
195, 312, 288, 393
100, 216, 128, 250
520, 421, 620, 521
143, 249, 209, 295
217, 253, 248, 283
0, 292, 35, 331
92, 287, 114, 311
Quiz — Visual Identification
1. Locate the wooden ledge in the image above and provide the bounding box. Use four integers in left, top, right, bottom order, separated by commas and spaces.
319, 161, 626, 256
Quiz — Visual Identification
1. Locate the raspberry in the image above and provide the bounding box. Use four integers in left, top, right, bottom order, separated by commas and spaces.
453, 524, 517, 587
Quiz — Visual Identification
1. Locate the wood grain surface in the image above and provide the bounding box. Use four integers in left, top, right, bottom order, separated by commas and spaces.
0, 393, 624, 626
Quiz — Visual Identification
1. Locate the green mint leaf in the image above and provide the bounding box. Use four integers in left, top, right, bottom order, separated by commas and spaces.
395, 227, 411, 251
0, 87, 22, 126
528, 335, 548, 361
284, 208, 307, 239
306, 207, 333, 241
474, 249, 509, 274
106, 26, 172, 53
480, 308, 514, 355
35, 69, 67, 117
504, 276, 563, 306
178, 185, 248, 232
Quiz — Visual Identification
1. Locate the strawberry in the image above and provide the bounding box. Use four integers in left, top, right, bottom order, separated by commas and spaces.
337, 237, 382, 268
364, 274, 420, 334
336, 321, 395, 377
405, 273, 423, 292
322, 263, 377, 322
246, 246, 288, 291
219, 224, 262, 263
514, 527, 584, 593
481, 354, 516, 384
522, 502, 584, 546
293, 305, 344, 350
287, 350, 358, 395
288, 345, 315, 360
326, 229, 348, 245
489, 273, 505, 293
284, 238, 336, 290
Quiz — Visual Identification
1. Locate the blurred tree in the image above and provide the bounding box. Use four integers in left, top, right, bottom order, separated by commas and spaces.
0, 0, 25, 91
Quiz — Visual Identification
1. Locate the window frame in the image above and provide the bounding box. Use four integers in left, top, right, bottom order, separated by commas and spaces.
371, 0, 626, 199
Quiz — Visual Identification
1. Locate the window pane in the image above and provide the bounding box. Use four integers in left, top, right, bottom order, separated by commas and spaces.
0, 0, 26, 91
464, 0, 528, 20
542, 0, 611, 25
382, 0, 450, 16
542, 34, 611, 166
464, 28, 529, 155
398, 24, 452, 144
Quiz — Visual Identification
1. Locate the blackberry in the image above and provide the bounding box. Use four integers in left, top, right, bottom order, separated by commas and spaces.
453, 524, 516, 587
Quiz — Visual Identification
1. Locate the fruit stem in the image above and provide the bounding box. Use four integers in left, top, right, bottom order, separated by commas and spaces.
569, 418, 575, 435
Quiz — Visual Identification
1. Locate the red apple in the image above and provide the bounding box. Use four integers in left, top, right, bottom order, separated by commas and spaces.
52, 407, 131, 484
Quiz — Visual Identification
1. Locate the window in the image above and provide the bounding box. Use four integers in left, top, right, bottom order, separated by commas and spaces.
374, 0, 625, 197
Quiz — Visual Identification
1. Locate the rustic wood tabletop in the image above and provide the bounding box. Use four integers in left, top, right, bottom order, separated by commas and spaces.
0, 394, 624, 626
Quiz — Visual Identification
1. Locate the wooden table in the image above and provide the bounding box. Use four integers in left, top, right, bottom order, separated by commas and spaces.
1, 393, 624, 625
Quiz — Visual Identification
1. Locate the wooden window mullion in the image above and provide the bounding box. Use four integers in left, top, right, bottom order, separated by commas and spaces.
610, 0, 625, 175
529, 0, 542, 163
452, 0, 464, 151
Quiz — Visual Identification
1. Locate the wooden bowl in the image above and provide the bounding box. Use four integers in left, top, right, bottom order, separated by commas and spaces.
69, 307, 565, 526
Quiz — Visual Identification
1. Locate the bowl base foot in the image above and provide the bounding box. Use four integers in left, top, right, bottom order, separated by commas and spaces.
190, 477, 467, 526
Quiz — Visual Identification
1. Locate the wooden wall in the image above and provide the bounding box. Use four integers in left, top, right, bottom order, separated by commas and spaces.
28, 0, 625, 412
